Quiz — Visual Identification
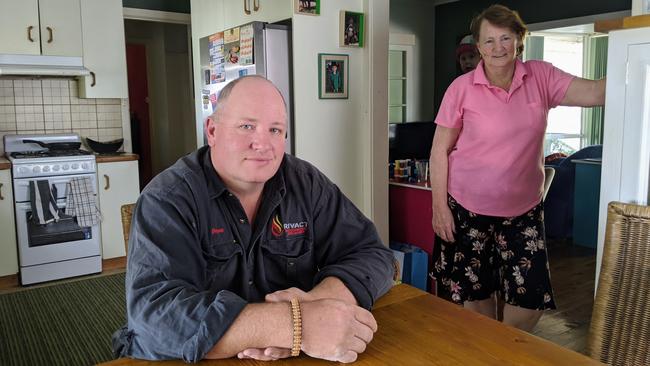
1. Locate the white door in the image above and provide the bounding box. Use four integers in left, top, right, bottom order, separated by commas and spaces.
598, 27, 650, 284
0, 0, 40, 55
38, 0, 83, 56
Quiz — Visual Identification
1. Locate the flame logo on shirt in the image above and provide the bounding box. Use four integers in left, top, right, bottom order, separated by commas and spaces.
271, 215, 284, 237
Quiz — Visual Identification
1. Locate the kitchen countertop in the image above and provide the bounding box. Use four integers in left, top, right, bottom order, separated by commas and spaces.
389, 179, 432, 191
0, 157, 9, 170
95, 153, 139, 163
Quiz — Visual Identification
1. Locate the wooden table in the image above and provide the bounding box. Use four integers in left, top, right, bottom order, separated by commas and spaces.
101, 284, 602, 365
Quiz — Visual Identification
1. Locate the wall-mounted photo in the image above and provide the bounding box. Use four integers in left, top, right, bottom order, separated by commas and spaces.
295, 0, 320, 15
340, 11, 364, 47
318, 53, 348, 99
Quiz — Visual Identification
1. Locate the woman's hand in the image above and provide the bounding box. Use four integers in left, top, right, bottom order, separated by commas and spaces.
432, 202, 456, 243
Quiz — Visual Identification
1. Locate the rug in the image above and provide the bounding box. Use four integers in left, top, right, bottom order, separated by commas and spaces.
0, 273, 126, 366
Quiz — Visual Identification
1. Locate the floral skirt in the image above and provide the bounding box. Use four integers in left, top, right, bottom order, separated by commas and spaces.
431, 195, 556, 310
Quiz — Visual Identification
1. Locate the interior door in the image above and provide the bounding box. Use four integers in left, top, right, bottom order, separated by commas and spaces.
598, 27, 650, 285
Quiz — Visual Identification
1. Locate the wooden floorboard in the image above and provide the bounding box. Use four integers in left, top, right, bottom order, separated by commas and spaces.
533, 240, 596, 355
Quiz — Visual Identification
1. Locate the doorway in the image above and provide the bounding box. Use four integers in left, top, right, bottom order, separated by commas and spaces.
123, 14, 195, 188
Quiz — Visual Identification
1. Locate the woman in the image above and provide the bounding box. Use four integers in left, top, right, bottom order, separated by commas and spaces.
430, 4, 605, 332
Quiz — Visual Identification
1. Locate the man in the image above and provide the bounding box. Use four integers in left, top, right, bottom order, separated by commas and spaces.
113, 76, 394, 363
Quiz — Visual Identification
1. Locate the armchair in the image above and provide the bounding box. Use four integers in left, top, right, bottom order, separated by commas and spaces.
544, 145, 602, 239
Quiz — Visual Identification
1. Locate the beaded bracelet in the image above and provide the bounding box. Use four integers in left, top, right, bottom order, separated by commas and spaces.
290, 298, 302, 357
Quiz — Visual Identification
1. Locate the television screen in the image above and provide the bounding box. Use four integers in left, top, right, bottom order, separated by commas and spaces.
389, 122, 436, 161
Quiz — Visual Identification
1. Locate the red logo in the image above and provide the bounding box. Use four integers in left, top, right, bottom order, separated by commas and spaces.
271, 215, 284, 237
211, 227, 225, 235
271, 215, 308, 238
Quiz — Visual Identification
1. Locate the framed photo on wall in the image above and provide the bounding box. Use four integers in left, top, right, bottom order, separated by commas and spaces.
318, 53, 349, 99
340, 11, 364, 47
294, 0, 320, 15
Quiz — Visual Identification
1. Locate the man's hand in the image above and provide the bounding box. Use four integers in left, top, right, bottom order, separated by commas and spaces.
301, 299, 377, 363
239, 294, 377, 363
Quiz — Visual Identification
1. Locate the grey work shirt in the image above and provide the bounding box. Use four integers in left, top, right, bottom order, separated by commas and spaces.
113, 146, 394, 362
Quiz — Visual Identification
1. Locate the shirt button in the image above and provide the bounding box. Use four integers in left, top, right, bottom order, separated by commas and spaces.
239, 218, 246, 224
248, 280, 254, 286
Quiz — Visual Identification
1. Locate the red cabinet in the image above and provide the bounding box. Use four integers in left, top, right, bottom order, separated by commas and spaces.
388, 182, 435, 256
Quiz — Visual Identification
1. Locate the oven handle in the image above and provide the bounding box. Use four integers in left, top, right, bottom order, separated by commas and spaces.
104, 174, 110, 190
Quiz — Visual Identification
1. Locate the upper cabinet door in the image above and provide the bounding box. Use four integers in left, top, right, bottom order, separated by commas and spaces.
222, 0, 292, 30
78, 0, 128, 98
0, 0, 41, 55
38, 0, 83, 56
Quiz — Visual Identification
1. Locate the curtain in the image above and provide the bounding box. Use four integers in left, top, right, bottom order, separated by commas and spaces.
582, 35, 608, 146
524, 35, 544, 61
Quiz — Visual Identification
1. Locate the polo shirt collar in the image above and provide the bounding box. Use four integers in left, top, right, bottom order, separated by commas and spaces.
472, 58, 529, 91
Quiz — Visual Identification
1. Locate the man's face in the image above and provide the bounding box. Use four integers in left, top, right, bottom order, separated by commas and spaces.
205, 78, 287, 190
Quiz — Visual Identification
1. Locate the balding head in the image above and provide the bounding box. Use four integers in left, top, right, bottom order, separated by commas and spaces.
209, 75, 287, 124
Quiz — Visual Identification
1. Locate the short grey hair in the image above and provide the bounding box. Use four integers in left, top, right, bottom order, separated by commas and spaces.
209, 75, 287, 122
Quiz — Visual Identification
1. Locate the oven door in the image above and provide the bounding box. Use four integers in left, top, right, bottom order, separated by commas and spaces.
15, 199, 101, 267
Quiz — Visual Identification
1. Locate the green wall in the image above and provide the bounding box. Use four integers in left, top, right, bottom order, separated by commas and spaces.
122, 0, 190, 14
433, 0, 630, 113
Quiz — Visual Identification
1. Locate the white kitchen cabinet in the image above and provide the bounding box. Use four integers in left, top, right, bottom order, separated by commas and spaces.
97, 160, 140, 259
0, 169, 18, 277
78, 0, 128, 98
0, 0, 83, 56
222, 0, 292, 30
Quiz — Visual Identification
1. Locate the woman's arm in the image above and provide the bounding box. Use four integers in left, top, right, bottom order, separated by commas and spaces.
429, 126, 461, 242
561, 77, 606, 107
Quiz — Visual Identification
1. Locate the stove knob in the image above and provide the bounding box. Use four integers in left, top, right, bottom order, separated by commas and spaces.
72, 163, 79, 170
62, 164, 70, 171
52, 165, 60, 171
33, 166, 41, 173
81, 163, 89, 170
43, 166, 50, 172
18, 167, 28, 174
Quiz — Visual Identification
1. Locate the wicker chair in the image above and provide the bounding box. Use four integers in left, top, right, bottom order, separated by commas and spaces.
120, 203, 135, 253
587, 201, 650, 365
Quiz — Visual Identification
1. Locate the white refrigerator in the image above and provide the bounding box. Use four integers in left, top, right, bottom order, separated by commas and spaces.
198, 21, 293, 154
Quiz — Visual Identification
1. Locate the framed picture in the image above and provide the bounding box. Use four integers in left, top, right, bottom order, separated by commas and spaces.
340, 11, 364, 47
294, 0, 320, 15
318, 54, 349, 99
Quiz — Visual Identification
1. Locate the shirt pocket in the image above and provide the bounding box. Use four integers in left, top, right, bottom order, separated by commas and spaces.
203, 240, 242, 284
260, 237, 316, 290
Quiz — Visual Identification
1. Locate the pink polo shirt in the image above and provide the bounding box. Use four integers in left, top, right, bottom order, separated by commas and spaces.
434, 59, 574, 217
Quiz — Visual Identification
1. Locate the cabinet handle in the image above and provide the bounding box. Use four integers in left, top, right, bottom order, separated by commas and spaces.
46, 26, 53, 43
253, 0, 259, 11
0, 183, 3, 200
104, 174, 110, 190
90, 71, 96, 87
27, 26, 34, 42
244, 0, 251, 14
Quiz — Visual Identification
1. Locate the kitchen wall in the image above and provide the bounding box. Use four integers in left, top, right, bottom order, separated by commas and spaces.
389, 0, 436, 121
0, 77, 125, 154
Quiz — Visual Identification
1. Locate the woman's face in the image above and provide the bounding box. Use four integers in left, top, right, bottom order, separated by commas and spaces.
476, 20, 519, 71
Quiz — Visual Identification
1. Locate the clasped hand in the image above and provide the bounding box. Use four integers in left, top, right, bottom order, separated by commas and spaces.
237, 287, 378, 363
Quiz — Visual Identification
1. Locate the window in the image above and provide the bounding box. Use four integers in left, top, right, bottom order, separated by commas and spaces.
388, 49, 407, 123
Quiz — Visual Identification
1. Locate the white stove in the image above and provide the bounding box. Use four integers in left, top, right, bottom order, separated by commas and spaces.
4, 133, 102, 285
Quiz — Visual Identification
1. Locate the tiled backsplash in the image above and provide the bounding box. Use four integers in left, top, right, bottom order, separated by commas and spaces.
0, 77, 125, 154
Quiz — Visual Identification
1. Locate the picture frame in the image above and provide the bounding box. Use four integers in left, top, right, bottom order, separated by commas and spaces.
339, 11, 364, 48
294, 0, 320, 15
318, 54, 349, 99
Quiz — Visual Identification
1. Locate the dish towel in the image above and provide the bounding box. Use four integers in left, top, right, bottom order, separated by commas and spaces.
29, 180, 60, 225
65, 177, 102, 227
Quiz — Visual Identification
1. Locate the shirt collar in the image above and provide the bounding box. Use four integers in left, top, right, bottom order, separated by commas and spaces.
472, 58, 529, 89
201, 146, 287, 200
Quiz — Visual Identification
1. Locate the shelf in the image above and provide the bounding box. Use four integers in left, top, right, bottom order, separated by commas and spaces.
594, 14, 650, 33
